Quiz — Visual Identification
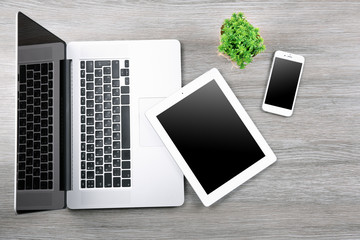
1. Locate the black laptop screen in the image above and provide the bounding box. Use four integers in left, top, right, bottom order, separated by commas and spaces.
16, 12, 66, 213
18, 12, 65, 47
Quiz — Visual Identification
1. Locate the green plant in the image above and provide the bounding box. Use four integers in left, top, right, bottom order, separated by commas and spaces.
218, 12, 266, 69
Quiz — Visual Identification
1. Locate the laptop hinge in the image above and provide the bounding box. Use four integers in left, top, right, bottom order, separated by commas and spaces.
60, 59, 72, 191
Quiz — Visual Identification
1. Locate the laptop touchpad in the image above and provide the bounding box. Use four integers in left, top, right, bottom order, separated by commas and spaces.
139, 98, 165, 147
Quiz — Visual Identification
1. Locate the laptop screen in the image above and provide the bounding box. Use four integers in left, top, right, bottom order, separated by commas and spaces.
18, 12, 65, 47
16, 12, 66, 213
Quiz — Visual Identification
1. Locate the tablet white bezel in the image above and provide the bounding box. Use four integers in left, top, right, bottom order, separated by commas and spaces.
146, 68, 276, 206
262, 50, 305, 117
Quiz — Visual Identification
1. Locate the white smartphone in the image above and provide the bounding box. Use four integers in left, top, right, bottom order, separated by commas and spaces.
262, 50, 305, 117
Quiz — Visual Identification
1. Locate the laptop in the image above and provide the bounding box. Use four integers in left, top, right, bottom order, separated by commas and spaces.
15, 12, 184, 213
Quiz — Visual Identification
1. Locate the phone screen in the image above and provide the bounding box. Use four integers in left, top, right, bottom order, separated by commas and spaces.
265, 58, 303, 110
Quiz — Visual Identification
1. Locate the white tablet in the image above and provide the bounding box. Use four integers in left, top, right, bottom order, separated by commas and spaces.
146, 68, 277, 206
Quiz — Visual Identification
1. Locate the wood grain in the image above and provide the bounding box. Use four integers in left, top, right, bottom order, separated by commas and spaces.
0, 1, 359, 239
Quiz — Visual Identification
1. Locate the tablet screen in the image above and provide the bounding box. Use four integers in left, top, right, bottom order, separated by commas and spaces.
157, 80, 265, 194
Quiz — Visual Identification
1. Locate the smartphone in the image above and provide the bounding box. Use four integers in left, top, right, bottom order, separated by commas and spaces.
262, 51, 305, 117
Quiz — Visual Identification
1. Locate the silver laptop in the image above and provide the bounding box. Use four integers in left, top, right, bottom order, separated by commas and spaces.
15, 12, 184, 213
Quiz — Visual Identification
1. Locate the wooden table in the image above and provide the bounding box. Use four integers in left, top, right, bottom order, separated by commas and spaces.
1, 1, 359, 239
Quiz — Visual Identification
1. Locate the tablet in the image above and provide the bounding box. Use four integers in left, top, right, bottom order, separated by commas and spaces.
146, 68, 276, 206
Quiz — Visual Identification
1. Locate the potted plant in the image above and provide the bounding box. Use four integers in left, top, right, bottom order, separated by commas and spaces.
218, 12, 266, 69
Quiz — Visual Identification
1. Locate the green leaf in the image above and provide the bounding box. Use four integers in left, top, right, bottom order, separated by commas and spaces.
219, 12, 266, 69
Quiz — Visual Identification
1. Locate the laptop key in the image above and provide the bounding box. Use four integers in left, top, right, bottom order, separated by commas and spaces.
95, 130, 103, 138
41, 75, 48, 84
41, 181, 48, 189
95, 60, 110, 68
122, 179, 131, 187
86, 74, 94, 82
95, 121, 103, 129
18, 170, 25, 179
34, 160, 40, 168
104, 137, 111, 145
86, 91, 94, 99
96, 175, 103, 188
122, 170, 131, 178
95, 148, 103, 156
121, 95, 129, 104
104, 67, 111, 75
113, 88, 120, 96
112, 80, 119, 87
87, 180, 94, 188
96, 157, 103, 165
104, 146, 112, 154
96, 166, 103, 174
18, 162, 25, 170
122, 161, 131, 169
122, 150, 130, 160
86, 61, 94, 73
95, 87, 102, 94
121, 86, 129, 94
113, 97, 120, 105
104, 155, 112, 163
48, 181, 53, 189
105, 173, 112, 187
87, 171, 94, 179
113, 124, 120, 131
113, 159, 120, 167
87, 153, 94, 161
86, 100, 94, 108
33, 177, 40, 189
95, 95, 102, 103
87, 163, 94, 171
104, 93, 111, 101
121, 106, 130, 148
87, 126, 94, 134
41, 63, 48, 75
86, 83, 94, 90
113, 150, 120, 158
20, 65, 26, 83
121, 69, 129, 76
112, 60, 119, 78
113, 177, 121, 187
104, 76, 111, 83
95, 78, 102, 86
113, 168, 120, 176
113, 132, 120, 140
104, 84, 111, 92
113, 141, 120, 149
33, 168, 40, 176
81, 180, 86, 188
26, 175, 32, 189
95, 69, 102, 77
104, 128, 111, 136
18, 180, 25, 190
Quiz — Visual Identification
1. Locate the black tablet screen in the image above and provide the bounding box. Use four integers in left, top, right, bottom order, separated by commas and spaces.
157, 80, 265, 194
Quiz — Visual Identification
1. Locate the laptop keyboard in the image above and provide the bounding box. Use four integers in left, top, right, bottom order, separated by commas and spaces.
80, 59, 131, 189
17, 62, 54, 190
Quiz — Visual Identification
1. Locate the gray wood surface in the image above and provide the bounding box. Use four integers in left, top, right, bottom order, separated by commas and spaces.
1, 0, 359, 239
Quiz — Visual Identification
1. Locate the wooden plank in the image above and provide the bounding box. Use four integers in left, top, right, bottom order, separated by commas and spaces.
0, 1, 359, 239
